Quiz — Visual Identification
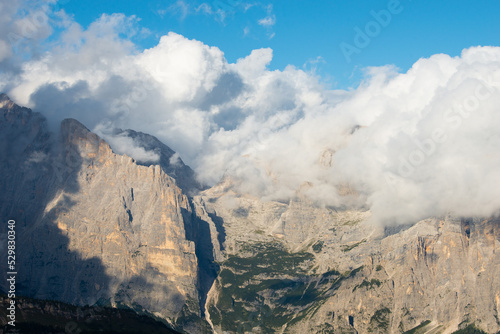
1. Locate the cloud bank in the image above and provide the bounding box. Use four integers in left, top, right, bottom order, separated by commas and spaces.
1, 3, 500, 225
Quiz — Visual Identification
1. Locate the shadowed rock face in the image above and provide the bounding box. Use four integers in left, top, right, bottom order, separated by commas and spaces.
0, 296, 182, 333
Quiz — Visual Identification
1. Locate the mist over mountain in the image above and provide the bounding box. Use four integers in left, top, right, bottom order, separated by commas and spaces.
1, 94, 499, 333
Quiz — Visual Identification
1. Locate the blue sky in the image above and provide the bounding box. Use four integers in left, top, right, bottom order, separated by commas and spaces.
55, 0, 500, 89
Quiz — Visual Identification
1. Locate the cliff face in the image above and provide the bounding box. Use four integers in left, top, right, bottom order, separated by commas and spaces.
50, 118, 199, 315
0, 96, 217, 332
109, 128, 203, 194
1, 95, 499, 334
201, 184, 500, 334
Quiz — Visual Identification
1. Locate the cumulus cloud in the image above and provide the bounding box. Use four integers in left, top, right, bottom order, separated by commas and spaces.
95, 123, 161, 163
1, 6, 500, 225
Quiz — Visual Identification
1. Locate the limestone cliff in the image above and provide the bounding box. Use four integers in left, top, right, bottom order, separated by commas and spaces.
201, 183, 500, 334
109, 128, 203, 194
0, 95, 217, 332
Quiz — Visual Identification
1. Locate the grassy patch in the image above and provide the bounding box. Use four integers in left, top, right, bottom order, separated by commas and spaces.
369, 307, 391, 332
403, 320, 431, 334
343, 219, 362, 226
452, 324, 488, 334
312, 240, 324, 253
341, 239, 366, 252
353, 279, 382, 292
209, 242, 363, 333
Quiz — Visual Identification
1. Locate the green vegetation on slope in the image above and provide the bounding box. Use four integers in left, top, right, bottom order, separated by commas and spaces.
452, 324, 488, 334
341, 239, 366, 252
402, 320, 431, 334
353, 279, 382, 292
209, 241, 366, 333
369, 308, 391, 332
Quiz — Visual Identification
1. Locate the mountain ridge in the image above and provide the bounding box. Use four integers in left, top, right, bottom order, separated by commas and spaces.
0, 95, 499, 333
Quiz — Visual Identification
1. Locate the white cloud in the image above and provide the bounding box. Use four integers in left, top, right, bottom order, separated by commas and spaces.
196, 3, 213, 15
94, 123, 160, 163
258, 15, 276, 27
2, 7, 500, 226
137, 32, 226, 102
0, 40, 12, 62
257, 4, 276, 38
0, 0, 56, 69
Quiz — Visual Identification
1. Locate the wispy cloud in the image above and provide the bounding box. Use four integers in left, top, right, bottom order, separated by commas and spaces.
157, 0, 190, 20
243, 26, 250, 36
303, 56, 326, 74
257, 4, 276, 39
196, 3, 213, 15
258, 15, 275, 27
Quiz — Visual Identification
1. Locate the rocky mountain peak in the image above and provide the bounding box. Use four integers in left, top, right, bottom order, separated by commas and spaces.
111, 128, 203, 194
1, 94, 36, 124
1, 97, 499, 334
60, 118, 111, 160
0, 93, 11, 107
0, 94, 50, 165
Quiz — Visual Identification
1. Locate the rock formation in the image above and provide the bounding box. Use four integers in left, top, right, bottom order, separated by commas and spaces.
200, 181, 500, 334
1, 94, 499, 333
0, 95, 217, 332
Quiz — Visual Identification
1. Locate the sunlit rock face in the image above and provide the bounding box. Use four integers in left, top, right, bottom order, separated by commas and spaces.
200, 183, 500, 334
0, 96, 217, 332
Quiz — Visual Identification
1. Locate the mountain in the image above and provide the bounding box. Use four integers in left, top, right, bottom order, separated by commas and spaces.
109, 128, 203, 194
0, 95, 220, 333
0, 95, 499, 333
200, 182, 500, 333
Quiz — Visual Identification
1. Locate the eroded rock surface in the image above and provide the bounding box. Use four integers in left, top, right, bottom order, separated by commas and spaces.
0, 96, 216, 332
201, 183, 500, 334
1, 95, 499, 334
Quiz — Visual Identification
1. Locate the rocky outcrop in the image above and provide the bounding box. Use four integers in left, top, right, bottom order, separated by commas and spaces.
1, 95, 499, 334
201, 184, 500, 334
0, 96, 219, 332
110, 128, 203, 194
